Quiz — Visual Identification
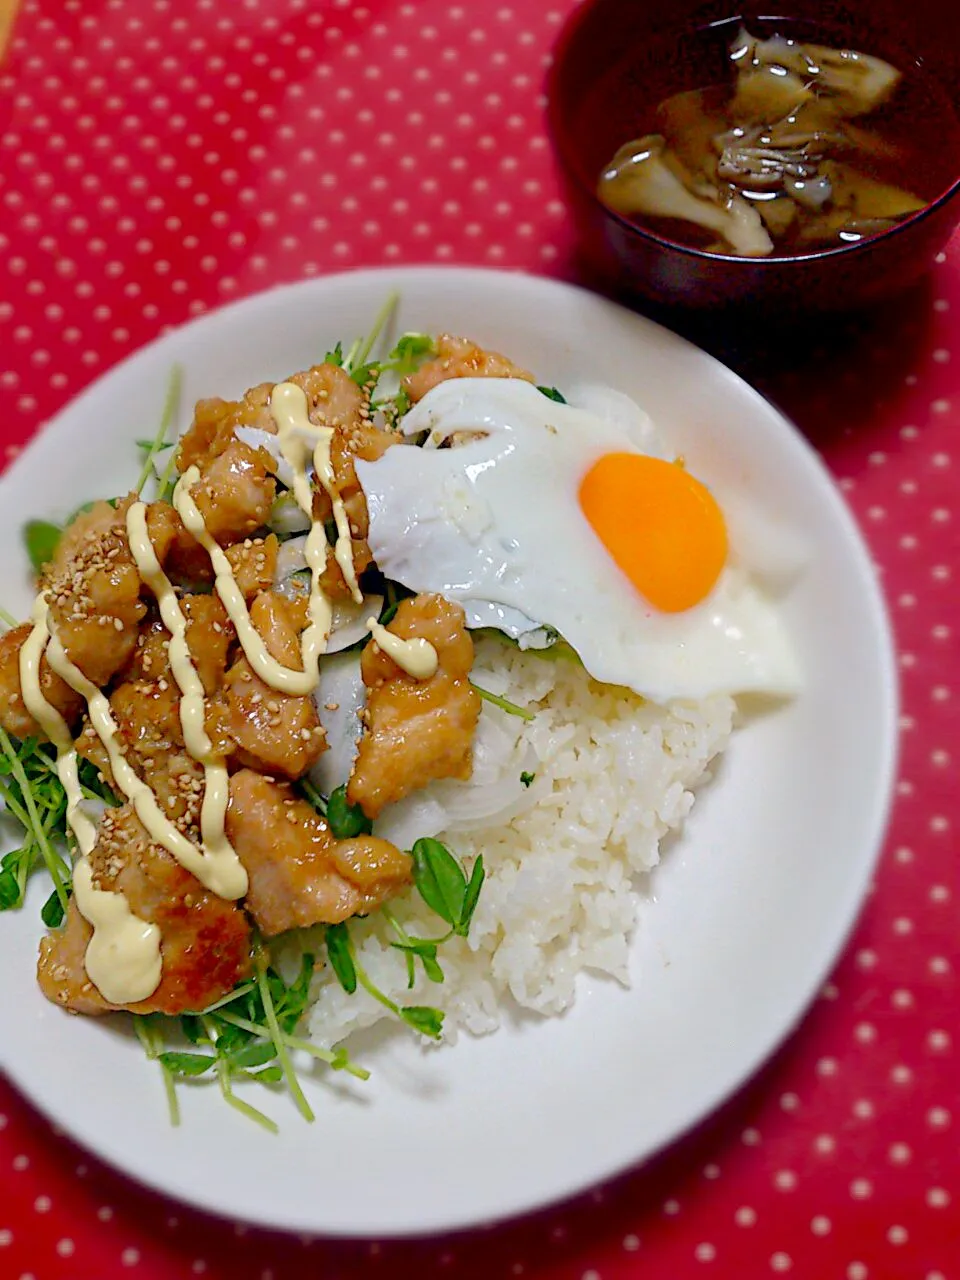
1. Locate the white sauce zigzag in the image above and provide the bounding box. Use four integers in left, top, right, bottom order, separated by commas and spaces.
20, 376, 434, 1003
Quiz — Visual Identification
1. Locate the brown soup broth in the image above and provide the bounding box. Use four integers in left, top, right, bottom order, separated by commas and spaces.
581, 14, 960, 256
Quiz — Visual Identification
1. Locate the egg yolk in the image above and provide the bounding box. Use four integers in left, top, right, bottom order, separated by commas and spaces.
578, 453, 728, 613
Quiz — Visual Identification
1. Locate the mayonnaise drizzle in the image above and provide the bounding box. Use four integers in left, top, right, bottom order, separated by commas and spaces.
366, 619, 439, 679
125, 502, 247, 898
72, 859, 163, 1005
174, 466, 328, 696
44, 629, 246, 900
270, 381, 364, 605
19, 595, 163, 1004
172, 381, 363, 697
19, 598, 97, 855
19, 377, 370, 1004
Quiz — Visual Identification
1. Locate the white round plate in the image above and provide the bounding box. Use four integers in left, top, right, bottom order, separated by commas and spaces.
0, 268, 897, 1237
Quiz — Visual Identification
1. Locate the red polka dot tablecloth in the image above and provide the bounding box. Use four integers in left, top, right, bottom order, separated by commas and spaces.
1, 2, 958, 1278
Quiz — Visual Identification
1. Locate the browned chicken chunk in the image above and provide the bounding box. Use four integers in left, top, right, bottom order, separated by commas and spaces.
38, 805, 252, 1016
77, 678, 207, 828
224, 534, 279, 602
0, 623, 86, 741
214, 590, 325, 779
43, 497, 146, 688
347, 594, 481, 819
143, 500, 185, 567
178, 364, 395, 587
151, 508, 212, 588
226, 769, 412, 935
298, 363, 396, 589
185, 438, 276, 547
402, 334, 534, 403
120, 594, 234, 695
177, 377, 282, 475
177, 363, 366, 472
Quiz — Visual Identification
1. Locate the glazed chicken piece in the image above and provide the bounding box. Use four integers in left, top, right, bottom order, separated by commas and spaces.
347, 593, 481, 819
162, 512, 279, 598
43, 497, 146, 688
317, 415, 396, 598
0, 623, 86, 741
177, 363, 368, 472
184, 438, 276, 547
77, 677, 207, 828
224, 534, 279, 602
82, 591, 236, 824
214, 590, 325, 780
401, 334, 534, 404
295, 363, 395, 597
0, 501, 229, 744
38, 804, 252, 1016
226, 769, 412, 935
142, 500, 187, 567
178, 364, 396, 590
121, 593, 235, 695
177, 379, 278, 474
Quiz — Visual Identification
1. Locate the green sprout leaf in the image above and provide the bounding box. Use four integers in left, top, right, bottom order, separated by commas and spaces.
537, 385, 566, 404
400, 1006, 444, 1039
158, 1051, 217, 1077
325, 922, 358, 994
247, 1065, 283, 1084
23, 520, 61, 575
458, 855, 485, 938
470, 681, 535, 721
41, 886, 67, 927
411, 837, 467, 928
228, 1041, 278, 1071
520, 770, 535, 788
388, 936, 445, 984
407, 841, 484, 940
385, 332, 434, 375
0, 867, 21, 910
326, 785, 372, 839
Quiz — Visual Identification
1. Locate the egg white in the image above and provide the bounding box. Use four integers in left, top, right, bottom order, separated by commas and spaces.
357, 378, 800, 703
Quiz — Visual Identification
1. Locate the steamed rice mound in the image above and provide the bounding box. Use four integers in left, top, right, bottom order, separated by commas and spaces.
308, 637, 735, 1044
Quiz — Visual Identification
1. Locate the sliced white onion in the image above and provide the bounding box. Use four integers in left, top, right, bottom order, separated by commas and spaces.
326, 595, 383, 652
275, 534, 308, 583
270, 493, 312, 536
273, 535, 382, 651
309, 652, 366, 797
374, 705, 541, 848
234, 426, 300, 489
78, 797, 111, 828
371, 793, 450, 850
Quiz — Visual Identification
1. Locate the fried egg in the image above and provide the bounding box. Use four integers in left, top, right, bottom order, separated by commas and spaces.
356, 378, 800, 702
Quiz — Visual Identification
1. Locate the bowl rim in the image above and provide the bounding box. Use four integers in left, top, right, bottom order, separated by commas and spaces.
544, 1, 960, 269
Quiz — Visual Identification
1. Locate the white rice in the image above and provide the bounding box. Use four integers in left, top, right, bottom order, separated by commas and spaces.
306, 637, 735, 1045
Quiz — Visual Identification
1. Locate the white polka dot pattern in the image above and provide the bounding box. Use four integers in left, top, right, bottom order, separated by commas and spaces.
1, 1, 959, 1278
